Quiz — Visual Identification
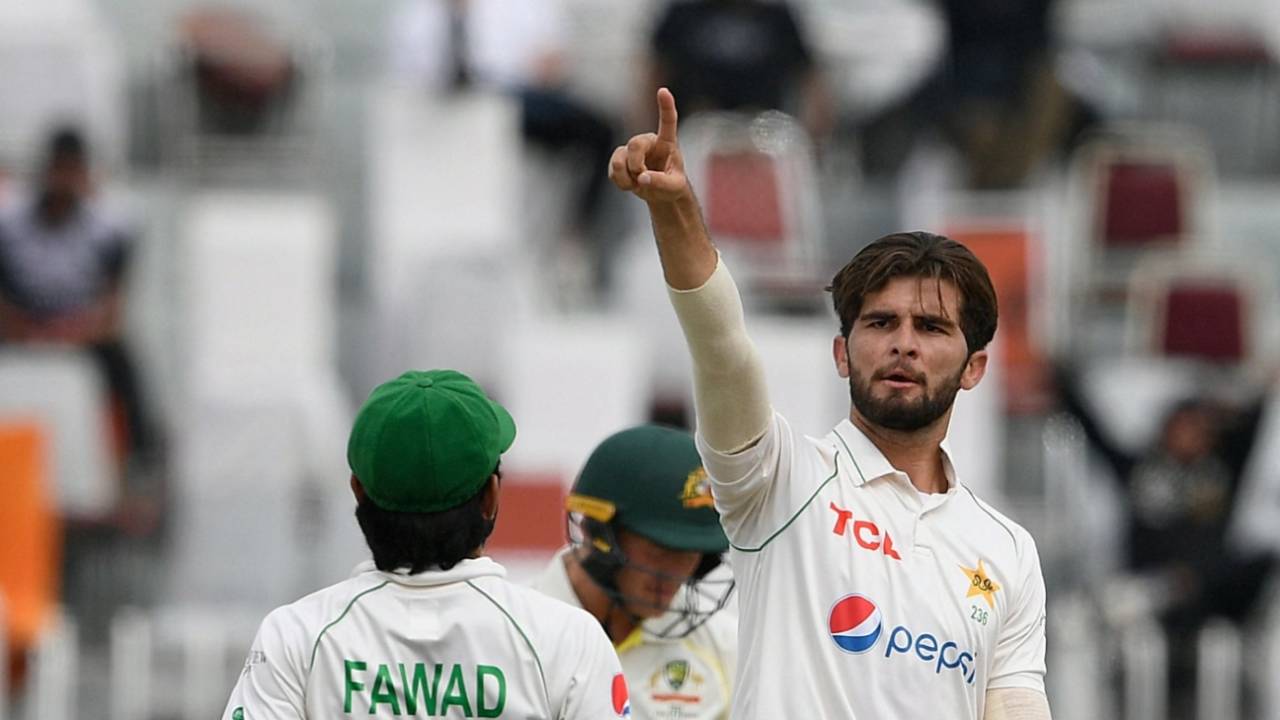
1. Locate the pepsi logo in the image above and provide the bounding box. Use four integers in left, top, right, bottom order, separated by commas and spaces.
612, 673, 632, 717
828, 594, 883, 654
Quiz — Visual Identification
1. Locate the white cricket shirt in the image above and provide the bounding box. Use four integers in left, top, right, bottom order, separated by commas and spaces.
699, 412, 1047, 719
530, 549, 737, 720
221, 557, 631, 719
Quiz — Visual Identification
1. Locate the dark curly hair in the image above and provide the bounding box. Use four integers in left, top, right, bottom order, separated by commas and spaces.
354, 466, 499, 573
826, 231, 998, 354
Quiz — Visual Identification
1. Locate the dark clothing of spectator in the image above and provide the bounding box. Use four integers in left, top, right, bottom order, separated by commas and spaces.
1055, 366, 1274, 627
860, 0, 1097, 187
651, 0, 814, 117
0, 197, 155, 458
941, 0, 1052, 104
0, 198, 127, 318
518, 86, 616, 245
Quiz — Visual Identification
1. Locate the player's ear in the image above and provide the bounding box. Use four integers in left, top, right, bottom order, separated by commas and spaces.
350, 474, 367, 503
960, 350, 988, 391
481, 474, 500, 522
832, 335, 851, 379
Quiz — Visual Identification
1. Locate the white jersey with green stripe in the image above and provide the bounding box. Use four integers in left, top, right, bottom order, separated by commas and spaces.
221, 557, 631, 719
698, 412, 1047, 719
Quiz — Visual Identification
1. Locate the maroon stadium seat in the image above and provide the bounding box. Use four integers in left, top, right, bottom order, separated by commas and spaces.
1160, 282, 1246, 362
1100, 161, 1185, 248
677, 111, 824, 304
705, 150, 785, 244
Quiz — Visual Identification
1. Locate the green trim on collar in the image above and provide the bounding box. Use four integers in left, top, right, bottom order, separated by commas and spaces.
729, 453, 844, 554
308, 580, 391, 672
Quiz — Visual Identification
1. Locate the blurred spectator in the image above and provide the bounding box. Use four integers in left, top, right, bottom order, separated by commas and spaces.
861, 0, 1098, 188
0, 128, 161, 517
1054, 363, 1275, 715
646, 0, 833, 141
388, 0, 617, 291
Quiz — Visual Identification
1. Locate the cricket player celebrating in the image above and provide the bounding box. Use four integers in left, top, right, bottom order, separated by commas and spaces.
221, 370, 631, 719
531, 425, 737, 719
607, 90, 1051, 719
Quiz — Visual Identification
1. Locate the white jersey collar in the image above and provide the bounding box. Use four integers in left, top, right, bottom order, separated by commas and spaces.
349, 556, 507, 587
531, 547, 583, 608
832, 418, 959, 494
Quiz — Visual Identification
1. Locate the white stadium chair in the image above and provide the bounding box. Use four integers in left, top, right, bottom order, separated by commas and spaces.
0, 0, 126, 172
497, 315, 649, 480
167, 191, 362, 607
364, 83, 524, 388
0, 348, 116, 517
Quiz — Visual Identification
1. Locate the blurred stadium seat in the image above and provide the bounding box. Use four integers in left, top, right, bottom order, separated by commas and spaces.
0, 348, 117, 517
1125, 254, 1280, 367
364, 84, 525, 388
168, 191, 361, 606
497, 315, 649, 479
108, 605, 259, 720
0, 422, 59, 680
680, 111, 825, 307
1152, 26, 1280, 175
486, 471, 568, 555
1069, 125, 1215, 304
0, 0, 126, 173
1160, 283, 1246, 360
25, 610, 77, 720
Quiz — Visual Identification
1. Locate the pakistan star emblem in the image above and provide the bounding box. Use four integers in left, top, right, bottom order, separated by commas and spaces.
664, 660, 690, 691
959, 559, 1001, 609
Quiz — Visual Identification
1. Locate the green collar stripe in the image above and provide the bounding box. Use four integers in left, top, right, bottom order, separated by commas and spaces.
309, 580, 392, 672
833, 431, 869, 484
729, 452, 843, 554
465, 580, 551, 711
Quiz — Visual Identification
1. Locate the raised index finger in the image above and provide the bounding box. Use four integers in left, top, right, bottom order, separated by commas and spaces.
656, 87, 679, 143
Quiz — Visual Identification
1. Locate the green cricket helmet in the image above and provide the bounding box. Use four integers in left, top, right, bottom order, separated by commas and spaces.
565, 424, 734, 638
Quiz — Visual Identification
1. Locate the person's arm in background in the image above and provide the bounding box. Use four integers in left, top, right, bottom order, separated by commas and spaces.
0, 224, 38, 341
607, 89, 769, 454
1052, 361, 1136, 483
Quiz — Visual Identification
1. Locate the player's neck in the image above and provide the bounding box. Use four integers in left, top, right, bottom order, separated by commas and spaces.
851, 410, 950, 494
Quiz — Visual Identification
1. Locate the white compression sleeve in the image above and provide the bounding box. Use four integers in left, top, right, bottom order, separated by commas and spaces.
666, 258, 771, 453
983, 688, 1052, 720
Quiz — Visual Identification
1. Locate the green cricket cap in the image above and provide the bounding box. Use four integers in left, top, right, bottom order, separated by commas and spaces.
568, 425, 727, 553
347, 369, 516, 513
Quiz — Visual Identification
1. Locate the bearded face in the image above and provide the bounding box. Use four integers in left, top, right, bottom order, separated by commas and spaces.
834, 276, 987, 435
847, 358, 966, 432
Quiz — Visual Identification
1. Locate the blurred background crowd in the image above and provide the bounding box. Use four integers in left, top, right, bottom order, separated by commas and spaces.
1, 0, 1280, 718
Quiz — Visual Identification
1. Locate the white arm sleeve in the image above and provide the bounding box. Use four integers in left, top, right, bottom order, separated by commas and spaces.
983, 688, 1052, 720
988, 535, 1048, 692
667, 257, 771, 453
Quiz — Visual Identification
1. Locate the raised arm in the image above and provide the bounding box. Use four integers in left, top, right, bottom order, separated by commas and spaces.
607, 88, 715, 290
607, 89, 769, 452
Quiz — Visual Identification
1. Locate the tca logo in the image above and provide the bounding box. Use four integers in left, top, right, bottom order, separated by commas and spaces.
829, 502, 901, 560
